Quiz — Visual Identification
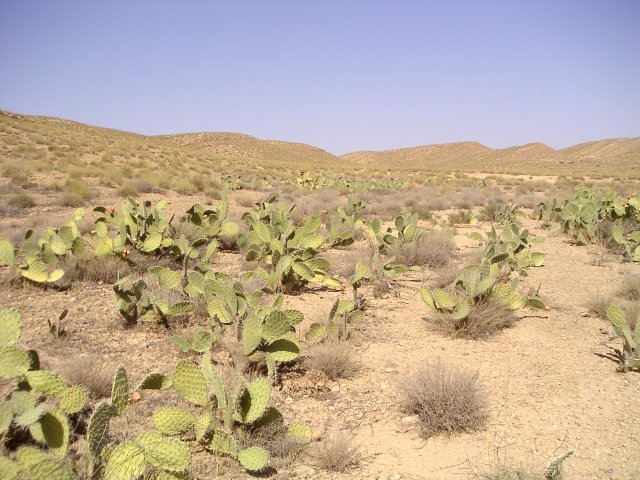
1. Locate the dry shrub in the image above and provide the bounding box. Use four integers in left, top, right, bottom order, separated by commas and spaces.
433, 264, 460, 288
303, 341, 360, 380
399, 360, 489, 438
58, 356, 113, 399
428, 299, 519, 339
616, 274, 640, 301
58, 179, 94, 206
389, 230, 454, 268
7, 192, 36, 208
313, 431, 361, 472
587, 293, 610, 319
448, 209, 473, 225
77, 256, 128, 283
327, 247, 373, 279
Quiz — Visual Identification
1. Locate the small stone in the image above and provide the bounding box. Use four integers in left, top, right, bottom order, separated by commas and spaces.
331, 385, 340, 393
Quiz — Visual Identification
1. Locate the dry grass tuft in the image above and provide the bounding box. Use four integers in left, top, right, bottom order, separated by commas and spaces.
389, 230, 455, 268
7, 191, 36, 208
304, 341, 360, 380
313, 431, 361, 472
616, 274, 640, 301
428, 299, 519, 339
399, 360, 489, 438
58, 356, 114, 399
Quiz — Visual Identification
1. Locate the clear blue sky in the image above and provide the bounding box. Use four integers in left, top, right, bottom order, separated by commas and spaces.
1, 0, 638, 155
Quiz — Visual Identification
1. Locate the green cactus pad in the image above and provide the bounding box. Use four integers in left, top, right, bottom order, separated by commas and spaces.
524, 298, 545, 309
15, 405, 44, 428
262, 311, 291, 341
149, 267, 182, 289
87, 402, 113, 465
305, 323, 326, 342
0, 308, 22, 348
140, 232, 162, 252
0, 400, 13, 434
286, 421, 312, 444
167, 302, 195, 316
432, 289, 457, 309
28, 458, 75, 480
235, 378, 271, 424
201, 353, 227, 410
0, 346, 30, 379
26, 371, 69, 397
9, 390, 36, 415
493, 284, 524, 310
29, 410, 69, 456
104, 441, 147, 480
264, 338, 300, 362
135, 430, 190, 472
194, 412, 212, 442
111, 367, 129, 416
0, 456, 18, 480
209, 430, 238, 456
237, 446, 269, 472
192, 328, 216, 352
152, 407, 195, 435
16, 446, 48, 470
606, 305, 636, 350
242, 315, 263, 356
137, 373, 172, 390
173, 361, 208, 406
0, 239, 15, 267
283, 309, 304, 325
59, 386, 88, 415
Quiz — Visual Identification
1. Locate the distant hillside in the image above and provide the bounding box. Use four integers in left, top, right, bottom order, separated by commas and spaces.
0, 110, 637, 182
342, 138, 639, 177
159, 132, 339, 166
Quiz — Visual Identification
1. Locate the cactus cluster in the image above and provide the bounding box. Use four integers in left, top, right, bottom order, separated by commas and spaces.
536, 188, 640, 261
0, 308, 88, 479
0, 208, 85, 284
605, 305, 640, 371
239, 197, 341, 293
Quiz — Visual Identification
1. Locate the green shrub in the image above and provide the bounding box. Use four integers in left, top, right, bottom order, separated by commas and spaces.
7, 191, 36, 208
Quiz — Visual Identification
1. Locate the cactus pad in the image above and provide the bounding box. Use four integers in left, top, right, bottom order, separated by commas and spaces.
29, 410, 69, 456
111, 367, 129, 416
237, 446, 269, 472
15, 405, 44, 428
28, 457, 75, 480
263, 338, 300, 362
135, 430, 190, 472
0, 308, 22, 347
286, 420, 312, 443
192, 328, 216, 352
87, 402, 113, 465
152, 407, 195, 435
0, 239, 15, 267
235, 378, 271, 424
0, 456, 17, 480
59, 386, 88, 415
262, 311, 291, 341
0, 401, 13, 434
104, 441, 147, 480
0, 346, 30, 379
172, 361, 208, 406
26, 371, 69, 397
9, 390, 35, 415
137, 373, 172, 390
209, 430, 238, 455
305, 323, 326, 342
242, 315, 263, 355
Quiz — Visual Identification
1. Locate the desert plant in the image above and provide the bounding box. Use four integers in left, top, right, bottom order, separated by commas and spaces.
605, 305, 640, 371
399, 360, 489, 438
0, 308, 88, 477
312, 431, 361, 472
303, 341, 360, 380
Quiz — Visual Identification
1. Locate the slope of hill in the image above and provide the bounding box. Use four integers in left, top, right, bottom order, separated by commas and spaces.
342, 138, 639, 177
0, 110, 637, 183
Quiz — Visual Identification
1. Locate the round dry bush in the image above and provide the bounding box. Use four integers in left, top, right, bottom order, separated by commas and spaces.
399, 361, 489, 438
312, 431, 361, 472
389, 230, 455, 268
303, 341, 360, 380
428, 299, 519, 339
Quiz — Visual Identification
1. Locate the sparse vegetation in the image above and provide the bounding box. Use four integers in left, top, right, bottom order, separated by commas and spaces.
399, 361, 489, 438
